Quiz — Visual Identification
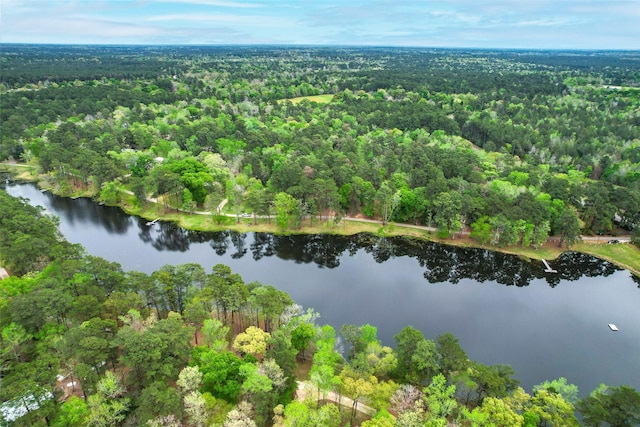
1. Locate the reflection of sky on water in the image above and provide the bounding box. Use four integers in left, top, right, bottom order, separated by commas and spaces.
6, 183, 640, 396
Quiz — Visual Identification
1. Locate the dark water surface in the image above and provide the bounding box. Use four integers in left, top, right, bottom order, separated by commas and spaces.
5, 182, 640, 396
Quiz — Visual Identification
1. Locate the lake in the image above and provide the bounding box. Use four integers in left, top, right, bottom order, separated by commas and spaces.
4, 181, 640, 396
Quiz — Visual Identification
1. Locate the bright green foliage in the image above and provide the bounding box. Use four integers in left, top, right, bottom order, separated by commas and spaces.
192, 347, 246, 403
216, 137, 246, 160
471, 216, 492, 245
86, 371, 131, 427
283, 401, 341, 427
310, 328, 343, 399
233, 326, 270, 358
202, 392, 233, 426
530, 389, 579, 426
99, 179, 123, 205
4, 44, 640, 425
166, 157, 214, 205
274, 192, 299, 230
201, 318, 230, 351
369, 380, 399, 411
472, 396, 524, 426
282, 402, 341, 427
290, 322, 316, 358
1, 322, 31, 362
52, 396, 89, 427
533, 377, 579, 405
361, 409, 396, 427
423, 374, 458, 421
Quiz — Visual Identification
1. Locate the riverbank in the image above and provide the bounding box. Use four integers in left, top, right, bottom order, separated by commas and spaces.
2, 162, 639, 278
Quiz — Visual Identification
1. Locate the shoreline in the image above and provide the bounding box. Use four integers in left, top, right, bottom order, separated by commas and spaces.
2, 163, 639, 278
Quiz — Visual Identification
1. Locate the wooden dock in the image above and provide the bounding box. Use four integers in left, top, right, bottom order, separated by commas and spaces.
542, 259, 557, 273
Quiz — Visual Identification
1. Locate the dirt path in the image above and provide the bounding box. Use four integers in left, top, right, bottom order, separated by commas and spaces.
296, 381, 376, 416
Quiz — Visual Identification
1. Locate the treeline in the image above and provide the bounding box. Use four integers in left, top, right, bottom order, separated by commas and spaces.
1, 46, 639, 247
2, 190, 639, 426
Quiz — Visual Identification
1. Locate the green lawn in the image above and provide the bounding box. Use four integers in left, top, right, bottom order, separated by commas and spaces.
280, 94, 334, 104
574, 242, 640, 278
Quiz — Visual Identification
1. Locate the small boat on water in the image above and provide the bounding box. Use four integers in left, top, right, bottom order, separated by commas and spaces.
608, 324, 619, 331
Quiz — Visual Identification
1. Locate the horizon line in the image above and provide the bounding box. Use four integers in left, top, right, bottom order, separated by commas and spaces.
1, 42, 639, 52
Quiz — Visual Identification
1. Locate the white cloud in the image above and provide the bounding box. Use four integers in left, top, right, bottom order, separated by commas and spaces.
1, 0, 638, 47
153, 0, 265, 8
144, 12, 293, 28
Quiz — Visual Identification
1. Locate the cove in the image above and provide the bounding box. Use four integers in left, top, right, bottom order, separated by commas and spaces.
4, 181, 640, 397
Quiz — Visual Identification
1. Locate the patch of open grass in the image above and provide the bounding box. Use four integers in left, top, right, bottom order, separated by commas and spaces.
279, 94, 334, 105
0, 162, 39, 181
574, 241, 640, 277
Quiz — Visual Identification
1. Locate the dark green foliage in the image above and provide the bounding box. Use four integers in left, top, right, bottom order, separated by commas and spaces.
135, 381, 183, 424
436, 332, 469, 380
117, 316, 193, 389
0, 191, 62, 276
266, 330, 299, 403
578, 385, 640, 427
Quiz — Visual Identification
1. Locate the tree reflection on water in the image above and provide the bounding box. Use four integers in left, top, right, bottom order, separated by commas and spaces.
141, 222, 622, 287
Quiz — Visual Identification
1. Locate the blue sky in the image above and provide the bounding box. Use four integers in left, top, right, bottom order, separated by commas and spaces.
2, 0, 639, 49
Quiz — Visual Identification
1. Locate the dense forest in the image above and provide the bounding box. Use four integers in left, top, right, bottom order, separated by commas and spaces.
1, 45, 640, 426
1, 46, 639, 248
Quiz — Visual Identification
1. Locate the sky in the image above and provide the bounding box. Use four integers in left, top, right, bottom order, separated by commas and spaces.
1, 0, 639, 49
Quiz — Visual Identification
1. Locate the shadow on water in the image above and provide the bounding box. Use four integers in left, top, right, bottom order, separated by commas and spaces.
139, 222, 622, 288
48, 194, 133, 235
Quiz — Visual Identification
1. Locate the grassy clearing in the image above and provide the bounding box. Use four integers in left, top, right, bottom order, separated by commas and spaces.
574, 242, 640, 277
280, 94, 334, 104
0, 162, 39, 181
